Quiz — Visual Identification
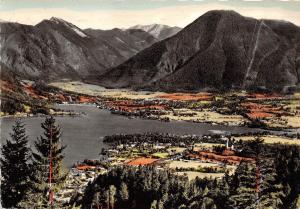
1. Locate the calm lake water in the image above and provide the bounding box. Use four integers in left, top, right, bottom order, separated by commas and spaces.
1, 104, 263, 167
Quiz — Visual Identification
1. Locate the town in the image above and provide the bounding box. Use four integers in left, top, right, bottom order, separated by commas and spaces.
54, 132, 300, 207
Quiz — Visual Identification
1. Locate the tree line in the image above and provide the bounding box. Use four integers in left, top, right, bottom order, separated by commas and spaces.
103, 133, 230, 147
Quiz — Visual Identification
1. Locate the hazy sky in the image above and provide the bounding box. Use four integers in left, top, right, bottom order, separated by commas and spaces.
1, 0, 300, 29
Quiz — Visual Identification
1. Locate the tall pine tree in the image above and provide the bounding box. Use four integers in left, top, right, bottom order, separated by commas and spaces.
0, 120, 32, 208
30, 116, 67, 206
257, 158, 285, 208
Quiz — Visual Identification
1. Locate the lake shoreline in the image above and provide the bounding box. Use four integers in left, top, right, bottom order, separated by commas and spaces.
2, 103, 299, 135
1, 104, 272, 167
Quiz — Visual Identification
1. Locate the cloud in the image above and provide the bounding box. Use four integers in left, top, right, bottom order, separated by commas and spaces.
0, 3, 299, 29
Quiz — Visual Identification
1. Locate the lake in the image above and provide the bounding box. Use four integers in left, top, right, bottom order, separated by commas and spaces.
1, 104, 263, 167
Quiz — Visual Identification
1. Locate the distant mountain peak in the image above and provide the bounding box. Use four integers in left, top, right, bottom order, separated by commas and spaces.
129, 23, 181, 40
132, 23, 170, 30
46, 17, 88, 38
50, 17, 67, 24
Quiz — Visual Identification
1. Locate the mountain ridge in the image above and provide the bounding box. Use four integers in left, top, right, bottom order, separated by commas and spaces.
0, 17, 158, 81
98, 10, 300, 92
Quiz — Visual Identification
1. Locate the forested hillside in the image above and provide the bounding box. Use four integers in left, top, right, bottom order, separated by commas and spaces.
81, 140, 300, 209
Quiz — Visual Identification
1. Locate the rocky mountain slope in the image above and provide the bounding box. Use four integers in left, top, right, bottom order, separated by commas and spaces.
0, 18, 157, 81
129, 24, 181, 40
99, 10, 300, 92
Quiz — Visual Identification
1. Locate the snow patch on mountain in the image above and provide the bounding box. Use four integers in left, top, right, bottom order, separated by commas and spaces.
148, 24, 166, 38
50, 17, 88, 38
71, 27, 88, 38
130, 24, 165, 37
129, 24, 181, 40
115, 37, 126, 44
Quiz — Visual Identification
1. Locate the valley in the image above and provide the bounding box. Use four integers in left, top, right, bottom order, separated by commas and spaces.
50, 81, 300, 130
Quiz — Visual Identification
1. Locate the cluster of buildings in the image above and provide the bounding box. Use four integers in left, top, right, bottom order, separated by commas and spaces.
55, 164, 107, 206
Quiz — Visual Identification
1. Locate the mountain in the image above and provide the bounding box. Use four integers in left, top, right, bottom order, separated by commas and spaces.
99, 10, 300, 92
0, 17, 157, 81
129, 24, 181, 40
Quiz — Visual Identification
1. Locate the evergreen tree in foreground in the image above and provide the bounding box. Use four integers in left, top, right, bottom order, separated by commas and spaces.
227, 162, 257, 209
1, 120, 32, 208
257, 158, 285, 208
28, 116, 67, 207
